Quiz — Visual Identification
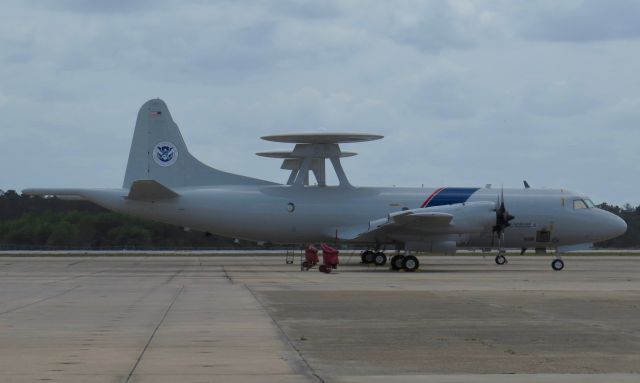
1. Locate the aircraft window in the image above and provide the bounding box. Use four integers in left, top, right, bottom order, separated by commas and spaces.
584, 199, 595, 208
573, 199, 587, 209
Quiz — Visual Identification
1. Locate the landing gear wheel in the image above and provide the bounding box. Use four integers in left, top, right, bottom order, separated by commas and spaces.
495, 254, 507, 265
373, 252, 387, 266
402, 255, 419, 272
390, 255, 405, 270
361, 250, 374, 264
319, 264, 331, 273
551, 259, 564, 271
302, 260, 311, 270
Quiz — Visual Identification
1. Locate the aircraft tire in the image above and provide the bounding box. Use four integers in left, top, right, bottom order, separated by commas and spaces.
390, 255, 404, 270
402, 255, 419, 272
364, 251, 375, 264
551, 259, 564, 271
302, 260, 311, 270
374, 252, 387, 266
319, 265, 331, 273
495, 255, 507, 265
361, 250, 374, 264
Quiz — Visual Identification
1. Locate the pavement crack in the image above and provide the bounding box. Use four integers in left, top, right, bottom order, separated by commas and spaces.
222, 266, 234, 284
0, 285, 81, 316
123, 285, 184, 383
244, 284, 324, 383
67, 258, 92, 266
164, 268, 183, 284
43, 267, 116, 285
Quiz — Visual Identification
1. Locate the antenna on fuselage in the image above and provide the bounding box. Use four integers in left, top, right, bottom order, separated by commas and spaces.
257, 132, 383, 187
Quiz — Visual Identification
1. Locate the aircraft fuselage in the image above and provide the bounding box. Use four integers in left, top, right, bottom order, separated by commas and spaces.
84, 185, 626, 250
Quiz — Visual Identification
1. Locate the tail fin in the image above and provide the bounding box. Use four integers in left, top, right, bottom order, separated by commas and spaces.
123, 99, 274, 188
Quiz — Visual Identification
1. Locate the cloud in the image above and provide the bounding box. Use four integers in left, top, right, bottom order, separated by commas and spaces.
35, 0, 161, 14
0, 1, 639, 205
517, 0, 640, 42
521, 80, 601, 117
386, 2, 476, 52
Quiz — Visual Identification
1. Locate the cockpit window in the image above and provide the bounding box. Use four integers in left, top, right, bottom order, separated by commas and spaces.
573, 199, 587, 209
584, 199, 595, 208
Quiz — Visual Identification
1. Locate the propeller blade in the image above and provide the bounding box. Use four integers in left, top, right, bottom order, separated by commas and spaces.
492, 186, 515, 245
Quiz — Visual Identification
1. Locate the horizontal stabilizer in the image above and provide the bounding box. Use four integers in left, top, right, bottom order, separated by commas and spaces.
22, 188, 87, 200
127, 180, 178, 200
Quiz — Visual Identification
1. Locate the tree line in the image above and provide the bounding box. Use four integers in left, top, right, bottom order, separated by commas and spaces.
0, 189, 638, 249
0, 190, 250, 249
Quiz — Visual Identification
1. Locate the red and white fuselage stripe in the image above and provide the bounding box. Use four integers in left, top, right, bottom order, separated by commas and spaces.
419, 187, 445, 208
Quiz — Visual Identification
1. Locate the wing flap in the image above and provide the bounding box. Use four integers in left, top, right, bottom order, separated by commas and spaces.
391, 211, 453, 227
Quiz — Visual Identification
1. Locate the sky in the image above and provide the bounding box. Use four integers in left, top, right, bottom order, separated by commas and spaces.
0, 0, 638, 205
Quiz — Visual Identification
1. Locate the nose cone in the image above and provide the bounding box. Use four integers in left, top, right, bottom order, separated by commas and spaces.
600, 211, 627, 241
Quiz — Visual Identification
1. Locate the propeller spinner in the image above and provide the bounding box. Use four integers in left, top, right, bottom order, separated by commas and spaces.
492, 189, 515, 247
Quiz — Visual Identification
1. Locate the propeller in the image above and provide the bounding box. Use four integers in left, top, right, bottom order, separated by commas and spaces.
492, 187, 515, 250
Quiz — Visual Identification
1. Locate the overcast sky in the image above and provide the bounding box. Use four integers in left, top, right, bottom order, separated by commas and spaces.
1, 0, 638, 205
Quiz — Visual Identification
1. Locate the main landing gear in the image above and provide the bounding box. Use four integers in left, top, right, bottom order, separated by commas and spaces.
361, 250, 387, 266
361, 251, 419, 272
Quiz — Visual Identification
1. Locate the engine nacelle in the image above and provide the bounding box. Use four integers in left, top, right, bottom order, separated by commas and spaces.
405, 240, 457, 254
432, 202, 495, 233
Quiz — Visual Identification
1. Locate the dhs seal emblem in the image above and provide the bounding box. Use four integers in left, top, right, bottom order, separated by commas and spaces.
153, 142, 178, 167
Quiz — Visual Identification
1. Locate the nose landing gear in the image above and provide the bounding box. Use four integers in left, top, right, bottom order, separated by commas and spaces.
495, 253, 508, 265
551, 259, 564, 271
551, 253, 564, 271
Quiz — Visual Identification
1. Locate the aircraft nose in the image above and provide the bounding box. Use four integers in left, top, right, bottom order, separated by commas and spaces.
599, 211, 627, 240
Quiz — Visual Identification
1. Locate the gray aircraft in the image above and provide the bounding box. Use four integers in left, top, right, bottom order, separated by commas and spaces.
24, 99, 627, 271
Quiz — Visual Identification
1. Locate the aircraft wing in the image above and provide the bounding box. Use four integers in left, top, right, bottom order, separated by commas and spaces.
342, 202, 496, 242
342, 209, 454, 242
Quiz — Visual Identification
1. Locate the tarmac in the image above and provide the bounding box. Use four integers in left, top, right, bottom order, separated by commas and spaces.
1, 254, 639, 382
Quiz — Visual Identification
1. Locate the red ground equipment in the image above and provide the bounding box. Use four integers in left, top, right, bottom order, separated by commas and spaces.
301, 245, 319, 271
319, 243, 340, 273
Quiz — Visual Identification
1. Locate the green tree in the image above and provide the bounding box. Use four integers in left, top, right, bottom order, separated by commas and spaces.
47, 221, 77, 246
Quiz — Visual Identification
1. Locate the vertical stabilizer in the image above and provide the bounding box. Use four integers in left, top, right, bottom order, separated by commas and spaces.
123, 99, 274, 188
